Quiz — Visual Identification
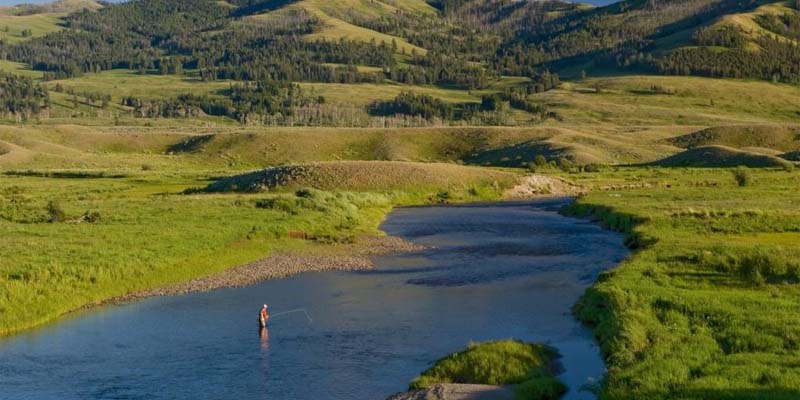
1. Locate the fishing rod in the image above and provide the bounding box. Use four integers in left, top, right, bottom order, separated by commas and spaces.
269, 308, 313, 323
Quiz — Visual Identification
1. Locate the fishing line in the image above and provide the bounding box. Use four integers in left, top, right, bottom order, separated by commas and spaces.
270, 308, 313, 323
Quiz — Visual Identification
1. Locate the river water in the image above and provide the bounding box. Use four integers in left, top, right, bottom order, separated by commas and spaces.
0, 198, 628, 400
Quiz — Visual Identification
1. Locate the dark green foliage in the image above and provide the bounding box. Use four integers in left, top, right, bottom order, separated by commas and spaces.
122, 80, 320, 121
82, 211, 102, 223
658, 37, 800, 84
0, 72, 48, 116
694, 26, 748, 48
733, 166, 751, 187
756, 12, 800, 40
370, 92, 454, 120
3, 0, 799, 89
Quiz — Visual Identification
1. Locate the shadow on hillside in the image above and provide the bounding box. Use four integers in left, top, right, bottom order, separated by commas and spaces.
462, 140, 565, 167
166, 134, 215, 154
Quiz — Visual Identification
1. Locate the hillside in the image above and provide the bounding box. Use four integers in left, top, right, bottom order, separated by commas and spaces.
652, 145, 794, 168
0, 0, 796, 129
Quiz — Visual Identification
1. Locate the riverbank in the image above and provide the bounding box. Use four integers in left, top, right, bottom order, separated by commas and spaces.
93, 235, 426, 306
0, 168, 518, 336
562, 167, 800, 399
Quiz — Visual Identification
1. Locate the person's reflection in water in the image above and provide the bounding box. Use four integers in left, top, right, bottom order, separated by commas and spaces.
259, 326, 270, 352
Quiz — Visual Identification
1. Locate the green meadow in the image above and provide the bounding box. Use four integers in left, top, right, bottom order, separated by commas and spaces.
565, 167, 800, 399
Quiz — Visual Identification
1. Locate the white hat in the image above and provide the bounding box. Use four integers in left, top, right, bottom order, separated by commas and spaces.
263, 304, 268, 308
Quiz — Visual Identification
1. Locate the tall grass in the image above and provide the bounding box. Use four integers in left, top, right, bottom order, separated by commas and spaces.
410, 340, 566, 400
564, 167, 800, 400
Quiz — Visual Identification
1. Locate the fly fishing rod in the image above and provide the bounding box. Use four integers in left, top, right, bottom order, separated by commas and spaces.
270, 308, 313, 323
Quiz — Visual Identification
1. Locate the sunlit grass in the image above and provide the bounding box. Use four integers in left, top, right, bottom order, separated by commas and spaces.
0, 164, 511, 336
564, 167, 800, 400
410, 340, 566, 400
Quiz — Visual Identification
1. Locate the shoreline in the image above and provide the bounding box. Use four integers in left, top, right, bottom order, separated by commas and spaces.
84, 235, 427, 308
87, 194, 580, 309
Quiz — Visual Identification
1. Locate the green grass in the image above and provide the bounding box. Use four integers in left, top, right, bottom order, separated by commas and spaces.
546, 76, 800, 126
0, 162, 513, 336
561, 167, 800, 400
410, 340, 566, 400
47, 70, 232, 103
0, 13, 65, 44
299, 82, 481, 106
0, 60, 45, 78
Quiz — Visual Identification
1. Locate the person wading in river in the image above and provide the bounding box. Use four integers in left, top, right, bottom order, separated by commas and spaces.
259, 304, 269, 327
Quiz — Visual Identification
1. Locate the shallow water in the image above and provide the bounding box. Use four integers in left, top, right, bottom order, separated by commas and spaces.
0, 198, 628, 400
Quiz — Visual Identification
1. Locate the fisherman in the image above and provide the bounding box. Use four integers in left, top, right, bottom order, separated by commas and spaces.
259, 304, 269, 327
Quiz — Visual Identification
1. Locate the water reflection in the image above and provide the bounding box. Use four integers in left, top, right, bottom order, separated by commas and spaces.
259, 327, 270, 352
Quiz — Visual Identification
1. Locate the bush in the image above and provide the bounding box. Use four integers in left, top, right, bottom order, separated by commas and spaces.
733, 166, 751, 187
533, 155, 548, 167
583, 163, 602, 173
83, 211, 102, 223
557, 158, 574, 172
46, 201, 65, 223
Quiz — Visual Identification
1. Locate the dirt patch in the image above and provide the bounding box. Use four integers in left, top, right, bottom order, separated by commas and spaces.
505, 174, 586, 199
387, 384, 512, 400
90, 236, 426, 307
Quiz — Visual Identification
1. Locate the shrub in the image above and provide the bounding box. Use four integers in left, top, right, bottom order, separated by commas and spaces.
434, 190, 451, 204
733, 166, 751, 187
83, 211, 102, 223
557, 158, 574, 172
46, 201, 65, 223
583, 163, 602, 173
533, 155, 548, 167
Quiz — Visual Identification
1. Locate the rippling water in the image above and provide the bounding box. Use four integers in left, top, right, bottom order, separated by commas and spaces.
0, 199, 628, 400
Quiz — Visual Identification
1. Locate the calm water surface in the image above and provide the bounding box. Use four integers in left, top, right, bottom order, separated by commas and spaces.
0, 199, 628, 400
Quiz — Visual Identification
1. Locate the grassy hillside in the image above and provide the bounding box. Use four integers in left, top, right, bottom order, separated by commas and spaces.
653, 145, 794, 168
0, 13, 65, 43
290, 0, 429, 55
0, 124, 675, 170
667, 125, 800, 151
202, 161, 519, 193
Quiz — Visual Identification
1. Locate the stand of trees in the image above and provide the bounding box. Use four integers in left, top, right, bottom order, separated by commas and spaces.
0, 72, 48, 117
122, 80, 319, 122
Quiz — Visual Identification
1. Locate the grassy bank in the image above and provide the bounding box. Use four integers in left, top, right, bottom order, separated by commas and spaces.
410, 340, 566, 400
0, 165, 513, 336
563, 167, 800, 399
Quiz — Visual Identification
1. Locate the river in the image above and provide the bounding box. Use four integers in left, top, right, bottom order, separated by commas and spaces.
0, 198, 628, 400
